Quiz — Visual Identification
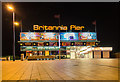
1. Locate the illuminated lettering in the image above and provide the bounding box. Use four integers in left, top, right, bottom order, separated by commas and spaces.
41, 25, 44, 30
70, 25, 75, 30
48, 26, 54, 30
75, 26, 81, 30
33, 25, 39, 30
60, 25, 67, 30
55, 26, 59, 30
33, 25, 84, 31
70, 25, 85, 30
44, 25, 48, 30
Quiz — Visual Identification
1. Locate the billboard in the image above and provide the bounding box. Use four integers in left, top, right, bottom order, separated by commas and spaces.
79, 32, 97, 40
60, 33, 78, 40
20, 32, 58, 41
20, 32, 40, 41
40, 33, 58, 40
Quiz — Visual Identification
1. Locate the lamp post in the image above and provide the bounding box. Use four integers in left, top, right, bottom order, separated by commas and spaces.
7, 5, 19, 61
13, 11, 15, 61
20, 20, 22, 32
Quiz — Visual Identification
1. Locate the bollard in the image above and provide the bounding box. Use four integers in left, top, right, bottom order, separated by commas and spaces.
21, 54, 24, 61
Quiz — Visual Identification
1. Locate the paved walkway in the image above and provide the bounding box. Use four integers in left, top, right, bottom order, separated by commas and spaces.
1, 59, 119, 81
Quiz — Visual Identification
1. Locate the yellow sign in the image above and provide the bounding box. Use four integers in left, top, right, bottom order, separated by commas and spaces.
33, 25, 84, 31
45, 51, 49, 56
70, 25, 84, 30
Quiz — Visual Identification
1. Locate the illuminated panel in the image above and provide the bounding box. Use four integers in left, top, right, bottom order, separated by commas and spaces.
20, 32, 40, 41
40, 33, 58, 40
45, 51, 49, 56
92, 47, 112, 51
61, 42, 70, 46
20, 32, 58, 41
75, 42, 83, 46
25, 46, 33, 51
25, 43, 32, 46
60, 33, 78, 40
31, 33, 40, 40
86, 42, 95, 46
49, 42, 58, 46
38, 42, 44, 46
79, 32, 96, 40
20, 32, 31, 41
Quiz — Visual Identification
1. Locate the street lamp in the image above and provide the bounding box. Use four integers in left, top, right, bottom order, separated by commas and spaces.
7, 5, 16, 61
14, 22, 19, 26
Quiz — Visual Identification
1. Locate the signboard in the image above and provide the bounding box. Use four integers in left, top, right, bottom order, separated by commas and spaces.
60, 33, 78, 40
75, 42, 83, 46
24, 43, 32, 46
49, 42, 58, 46
38, 42, 44, 46
79, 32, 97, 40
62, 42, 70, 46
33, 25, 84, 31
86, 42, 95, 46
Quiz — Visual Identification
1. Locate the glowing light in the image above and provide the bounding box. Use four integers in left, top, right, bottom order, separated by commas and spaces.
7, 5, 14, 11
14, 22, 19, 26
20, 43, 22, 45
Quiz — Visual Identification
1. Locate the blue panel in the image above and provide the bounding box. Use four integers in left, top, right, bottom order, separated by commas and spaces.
60, 33, 78, 40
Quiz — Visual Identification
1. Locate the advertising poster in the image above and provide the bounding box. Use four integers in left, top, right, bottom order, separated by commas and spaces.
31, 33, 40, 40
20, 32, 31, 41
40, 33, 58, 40
79, 32, 96, 40
60, 33, 78, 40
20, 32, 40, 41
20, 32, 58, 41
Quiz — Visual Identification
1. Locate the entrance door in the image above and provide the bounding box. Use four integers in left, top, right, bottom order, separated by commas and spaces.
70, 51, 75, 59
94, 51, 101, 58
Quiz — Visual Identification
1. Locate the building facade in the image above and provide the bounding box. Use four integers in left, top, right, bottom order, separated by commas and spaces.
18, 32, 112, 60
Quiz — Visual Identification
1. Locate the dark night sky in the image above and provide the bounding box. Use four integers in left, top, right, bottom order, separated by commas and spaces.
2, 2, 119, 56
